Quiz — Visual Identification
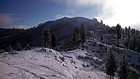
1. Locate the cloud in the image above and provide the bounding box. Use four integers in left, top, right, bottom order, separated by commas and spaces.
13, 25, 30, 29
53, 0, 140, 29
53, 0, 105, 7
54, 14, 73, 19
96, 0, 140, 28
54, 14, 92, 20
0, 13, 25, 28
0, 13, 13, 26
70, 0, 104, 7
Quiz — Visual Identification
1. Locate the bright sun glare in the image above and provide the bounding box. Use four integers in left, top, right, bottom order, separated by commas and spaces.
98, 0, 140, 28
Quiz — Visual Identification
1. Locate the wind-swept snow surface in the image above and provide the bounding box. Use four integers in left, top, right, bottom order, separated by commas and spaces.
0, 48, 113, 79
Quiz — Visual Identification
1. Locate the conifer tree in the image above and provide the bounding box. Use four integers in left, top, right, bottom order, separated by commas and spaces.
116, 24, 121, 47
6, 45, 13, 52
72, 24, 86, 49
105, 48, 117, 79
118, 55, 138, 79
124, 39, 129, 49
72, 31, 77, 47
132, 34, 136, 51
100, 33, 103, 43
25, 43, 31, 50
44, 29, 51, 48
51, 32, 57, 49
15, 42, 22, 51
80, 24, 86, 46
118, 55, 129, 79
128, 68, 139, 79
124, 27, 128, 35
72, 27, 80, 48
137, 39, 140, 53
127, 26, 131, 49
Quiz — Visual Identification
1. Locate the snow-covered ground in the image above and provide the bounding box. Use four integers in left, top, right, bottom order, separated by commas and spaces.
0, 35, 140, 79
0, 48, 114, 79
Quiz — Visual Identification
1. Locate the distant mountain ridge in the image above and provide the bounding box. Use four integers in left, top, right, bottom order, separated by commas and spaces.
0, 17, 106, 49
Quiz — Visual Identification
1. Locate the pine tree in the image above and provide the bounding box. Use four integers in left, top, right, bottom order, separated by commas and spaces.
131, 29, 135, 35
118, 55, 129, 79
15, 42, 22, 51
72, 31, 77, 47
124, 39, 129, 49
71, 25, 86, 49
51, 32, 57, 49
128, 68, 139, 79
116, 24, 121, 47
6, 45, 13, 52
79, 24, 86, 46
118, 55, 139, 79
105, 48, 117, 79
137, 39, 140, 53
44, 29, 51, 48
100, 33, 103, 43
72, 27, 80, 48
132, 34, 136, 51
25, 43, 31, 50
124, 27, 128, 36
127, 26, 131, 49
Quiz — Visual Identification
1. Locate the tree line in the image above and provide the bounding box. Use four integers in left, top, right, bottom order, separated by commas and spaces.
123, 26, 140, 52
0, 28, 25, 37
111, 24, 140, 53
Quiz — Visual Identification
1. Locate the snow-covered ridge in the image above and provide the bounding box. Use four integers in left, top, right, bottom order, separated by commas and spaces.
0, 48, 112, 79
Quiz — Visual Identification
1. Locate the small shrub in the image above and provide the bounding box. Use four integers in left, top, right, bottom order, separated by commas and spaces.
85, 56, 91, 59
99, 44, 104, 47
25, 44, 31, 50
71, 60, 76, 64
59, 56, 65, 61
130, 63, 136, 67
77, 55, 84, 59
9, 51, 18, 54
91, 42, 96, 46
0, 49, 5, 54
85, 53, 93, 57
40, 77, 45, 79
128, 55, 131, 58
6, 45, 13, 52
16, 42, 22, 51
82, 63, 90, 67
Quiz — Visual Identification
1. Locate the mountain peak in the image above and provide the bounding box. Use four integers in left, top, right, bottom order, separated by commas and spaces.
0, 16, 103, 48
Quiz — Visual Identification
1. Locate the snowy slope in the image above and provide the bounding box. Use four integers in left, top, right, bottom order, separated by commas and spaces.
83, 35, 140, 75
87, 31, 140, 63
0, 34, 140, 79
0, 48, 115, 79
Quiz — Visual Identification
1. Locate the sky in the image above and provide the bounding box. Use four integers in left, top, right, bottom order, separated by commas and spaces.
0, 0, 140, 29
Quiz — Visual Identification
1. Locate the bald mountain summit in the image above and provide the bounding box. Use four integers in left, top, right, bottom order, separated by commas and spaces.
0, 17, 140, 79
